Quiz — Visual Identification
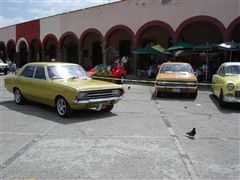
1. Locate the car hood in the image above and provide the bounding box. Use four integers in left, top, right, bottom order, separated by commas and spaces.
53, 78, 122, 91
156, 72, 197, 81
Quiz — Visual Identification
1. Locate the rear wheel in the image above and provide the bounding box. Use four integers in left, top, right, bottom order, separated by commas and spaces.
191, 91, 198, 99
56, 96, 72, 117
155, 89, 162, 97
14, 88, 25, 105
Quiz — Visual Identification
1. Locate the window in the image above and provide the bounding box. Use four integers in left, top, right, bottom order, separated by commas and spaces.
34, 66, 46, 80
22, 66, 35, 78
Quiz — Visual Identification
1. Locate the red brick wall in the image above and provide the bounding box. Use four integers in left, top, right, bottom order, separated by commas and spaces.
16, 20, 40, 43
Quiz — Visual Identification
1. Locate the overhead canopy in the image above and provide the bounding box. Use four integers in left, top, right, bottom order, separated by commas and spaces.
214, 41, 240, 51
193, 43, 213, 52
151, 44, 171, 54
132, 47, 162, 55
166, 42, 194, 52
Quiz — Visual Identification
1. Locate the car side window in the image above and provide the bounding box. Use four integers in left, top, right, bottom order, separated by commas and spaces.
21, 66, 35, 78
34, 66, 46, 80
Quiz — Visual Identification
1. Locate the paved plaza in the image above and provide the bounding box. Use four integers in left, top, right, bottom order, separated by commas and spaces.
0, 74, 239, 180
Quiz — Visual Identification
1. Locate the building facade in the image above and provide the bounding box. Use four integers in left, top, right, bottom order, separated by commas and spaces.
0, 0, 239, 71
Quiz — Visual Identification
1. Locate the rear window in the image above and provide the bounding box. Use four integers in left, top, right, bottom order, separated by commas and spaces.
159, 64, 193, 73
34, 66, 46, 80
21, 66, 35, 78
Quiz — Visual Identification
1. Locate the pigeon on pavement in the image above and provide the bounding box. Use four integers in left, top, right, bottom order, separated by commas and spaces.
186, 128, 196, 137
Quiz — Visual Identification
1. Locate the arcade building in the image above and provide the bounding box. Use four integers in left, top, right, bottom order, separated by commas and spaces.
0, 0, 239, 73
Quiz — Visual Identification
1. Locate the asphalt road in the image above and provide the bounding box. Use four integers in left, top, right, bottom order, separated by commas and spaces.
0, 74, 239, 180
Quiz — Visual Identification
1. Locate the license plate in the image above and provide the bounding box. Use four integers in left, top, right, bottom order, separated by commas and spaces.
172, 88, 181, 93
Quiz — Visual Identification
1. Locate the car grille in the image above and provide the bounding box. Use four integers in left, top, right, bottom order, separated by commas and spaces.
85, 89, 121, 99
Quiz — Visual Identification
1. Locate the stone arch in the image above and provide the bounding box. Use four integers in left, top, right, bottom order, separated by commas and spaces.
59, 31, 79, 63
105, 25, 135, 65
0, 41, 6, 62
79, 28, 104, 68
7, 40, 16, 62
29, 39, 41, 62
42, 34, 58, 61
174, 15, 225, 43
227, 17, 240, 42
136, 20, 174, 48
16, 38, 28, 67
16, 37, 29, 53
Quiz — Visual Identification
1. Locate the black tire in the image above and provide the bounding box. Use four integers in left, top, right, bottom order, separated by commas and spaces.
14, 88, 25, 105
56, 96, 72, 117
101, 105, 114, 112
4, 69, 7, 75
191, 91, 198, 99
155, 89, 162, 97
219, 90, 227, 108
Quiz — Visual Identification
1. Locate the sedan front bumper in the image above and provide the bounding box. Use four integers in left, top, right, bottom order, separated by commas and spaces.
223, 95, 240, 103
72, 96, 123, 105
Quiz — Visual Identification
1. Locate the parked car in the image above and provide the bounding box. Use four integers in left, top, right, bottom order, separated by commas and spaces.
212, 62, 240, 107
155, 62, 198, 98
4, 62, 124, 117
87, 64, 126, 83
0, 59, 9, 75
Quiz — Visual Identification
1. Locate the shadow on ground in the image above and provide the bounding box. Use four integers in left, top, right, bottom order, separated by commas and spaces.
209, 94, 240, 113
1, 100, 118, 124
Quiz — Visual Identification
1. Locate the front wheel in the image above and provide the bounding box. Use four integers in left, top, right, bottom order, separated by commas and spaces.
219, 90, 227, 108
56, 97, 72, 117
14, 88, 25, 105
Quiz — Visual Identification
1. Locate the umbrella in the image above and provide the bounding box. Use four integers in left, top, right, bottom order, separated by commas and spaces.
166, 42, 194, 52
132, 47, 162, 55
151, 44, 171, 54
193, 43, 213, 52
214, 41, 240, 61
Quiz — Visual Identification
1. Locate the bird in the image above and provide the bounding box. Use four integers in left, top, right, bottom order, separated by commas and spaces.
186, 128, 196, 137
128, 86, 130, 90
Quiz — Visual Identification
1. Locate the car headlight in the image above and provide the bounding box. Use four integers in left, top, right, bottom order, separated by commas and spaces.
227, 83, 234, 91
112, 89, 124, 96
77, 92, 87, 100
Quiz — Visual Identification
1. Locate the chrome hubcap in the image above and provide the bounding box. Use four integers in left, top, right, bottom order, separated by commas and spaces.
14, 90, 21, 103
57, 99, 67, 116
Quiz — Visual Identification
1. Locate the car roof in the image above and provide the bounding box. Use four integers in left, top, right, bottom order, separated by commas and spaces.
25, 62, 79, 66
221, 62, 240, 66
161, 62, 191, 65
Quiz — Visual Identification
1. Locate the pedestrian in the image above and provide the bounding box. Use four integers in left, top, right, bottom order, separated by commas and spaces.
11, 61, 17, 74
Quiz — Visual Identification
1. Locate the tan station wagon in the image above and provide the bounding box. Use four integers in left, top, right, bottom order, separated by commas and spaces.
155, 62, 198, 98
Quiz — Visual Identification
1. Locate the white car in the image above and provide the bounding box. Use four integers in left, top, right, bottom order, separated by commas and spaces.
0, 59, 8, 75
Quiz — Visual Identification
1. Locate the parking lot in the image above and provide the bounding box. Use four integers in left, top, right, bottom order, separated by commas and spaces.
0, 74, 239, 180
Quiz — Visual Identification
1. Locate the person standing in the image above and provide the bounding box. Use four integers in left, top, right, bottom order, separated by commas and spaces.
11, 61, 17, 74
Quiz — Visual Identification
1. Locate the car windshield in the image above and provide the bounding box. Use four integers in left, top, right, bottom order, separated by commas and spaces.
159, 64, 193, 73
47, 64, 89, 80
0, 59, 4, 63
224, 65, 240, 75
